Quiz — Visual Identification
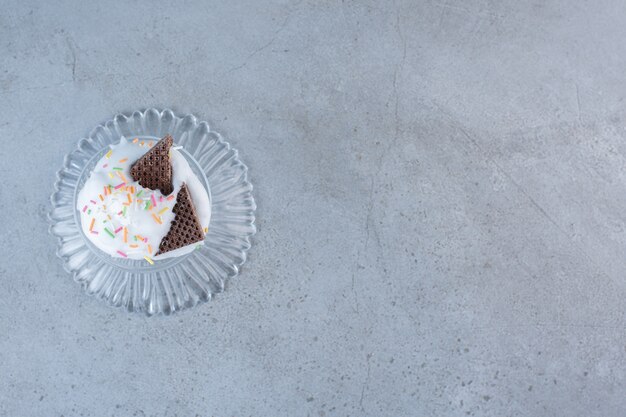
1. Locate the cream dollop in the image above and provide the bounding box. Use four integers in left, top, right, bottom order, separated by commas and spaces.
76, 136, 211, 261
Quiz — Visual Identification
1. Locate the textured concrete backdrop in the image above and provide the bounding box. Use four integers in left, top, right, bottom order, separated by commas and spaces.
1, 0, 625, 416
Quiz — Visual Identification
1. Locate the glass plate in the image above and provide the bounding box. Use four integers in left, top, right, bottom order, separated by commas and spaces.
49, 109, 256, 315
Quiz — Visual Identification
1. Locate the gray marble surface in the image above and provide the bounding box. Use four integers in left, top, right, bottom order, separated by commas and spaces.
1, 1, 625, 416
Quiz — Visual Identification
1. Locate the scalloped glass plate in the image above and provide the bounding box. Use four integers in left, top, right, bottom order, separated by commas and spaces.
49, 109, 256, 315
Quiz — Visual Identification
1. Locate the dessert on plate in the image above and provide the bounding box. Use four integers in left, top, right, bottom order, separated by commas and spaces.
76, 134, 211, 264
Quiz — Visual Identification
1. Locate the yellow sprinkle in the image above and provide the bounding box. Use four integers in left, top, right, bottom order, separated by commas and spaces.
117, 171, 127, 182
203, 227, 208, 234
151, 214, 162, 224
119, 158, 128, 163
133, 138, 139, 143
105, 150, 112, 158
144, 256, 154, 265
107, 214, 112, 220
108, 172, 114, 179
157, 207, 168, 215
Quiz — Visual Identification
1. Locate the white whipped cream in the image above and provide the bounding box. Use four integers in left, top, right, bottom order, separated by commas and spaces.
76, 136, 211, 262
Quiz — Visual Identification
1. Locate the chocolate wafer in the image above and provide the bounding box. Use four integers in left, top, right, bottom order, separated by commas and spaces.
130, 135, 174, 195
156, 183, 205, 255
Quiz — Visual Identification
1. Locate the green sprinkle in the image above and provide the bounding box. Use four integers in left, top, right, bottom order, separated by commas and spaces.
122, 206, 127, 217
87, 209, 91, 215
104, 228, 115, 238
112, 167, 123, 171
144, 201, 150, 210
136, 190, 143, 197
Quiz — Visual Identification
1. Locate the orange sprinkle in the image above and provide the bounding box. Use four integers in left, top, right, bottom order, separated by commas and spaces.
129, 244, 139, 248
133, 138, 139, 143
107, 214, 112, 220
89, 218, 95, 231
148, 141, 154, 147
140, 141, 145, 146
151, 213, 162, 224
117, 171, 128, 183
147, 244, 153, 254
127, 193, 132, 204
137, 199, 143, 203
166, 195, 175, 201
123, 227, 128, 243
119, 158, 128, 163
157, 207, 168, 215
99, 194, 104, 201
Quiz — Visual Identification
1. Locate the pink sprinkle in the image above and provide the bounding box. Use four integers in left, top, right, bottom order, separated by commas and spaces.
82, 205, 88, 212
166, 195, 175, 201
159, 196, 163, 202
114, 226, 123, 234
90, 200, 97, 204
102, 163, 108, 168
114, 182, 126, 190
91, 231, 99, 235
116, 250, 127, 258
117, 211, 123, 215
151, 194, 157, 207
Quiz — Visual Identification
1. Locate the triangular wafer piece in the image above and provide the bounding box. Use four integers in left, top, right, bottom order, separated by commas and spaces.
130, 135, 174, 195
157, 183, 205, 255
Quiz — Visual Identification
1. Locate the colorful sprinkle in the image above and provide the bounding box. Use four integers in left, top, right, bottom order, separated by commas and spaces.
203, 227, 208, 234
122, 206, 127, 217
129, 244, 139, 248
116, 250, 127, 258
151, 214, 162, 224
133, 138, 139, 143
123, 227, 128, 243
82, 205, 88, 212
114, 182, 126, 190
144, 256, 154, 265
90, 199, 97, 204
159, 196, 163, 202
119, 158, 128, 163
114, 226, 123, 234
136, 190, 143, 198
104, 228, 115, 238
91, 231, 99, 235
151, 194, 157, 207
105, 150, 112, 158
166, 195, 175, 201
158, 207, 169, 215
112, 167, 123, 171
140, 141, 145, 146
117, 171, 128, 182
147, 244, 153, 254
108, 172, 114, 179
148, 141, 154, 147
99, 194, 104, 201
89, 218, 95, 231
87, 209, 91, 215
127, 193, 132, 204
102, 163, 108, 168
144, 201, 150, 210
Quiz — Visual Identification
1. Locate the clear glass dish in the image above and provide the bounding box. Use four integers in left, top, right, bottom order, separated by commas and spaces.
49, 109, 256, 315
